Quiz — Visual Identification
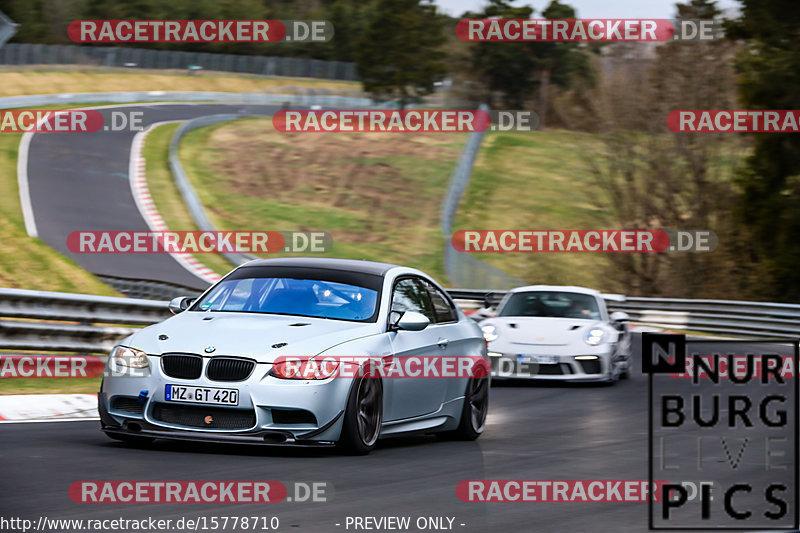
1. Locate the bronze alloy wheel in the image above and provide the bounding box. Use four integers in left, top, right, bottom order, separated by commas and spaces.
467, 377, 489, 433
356, 378, 382, 446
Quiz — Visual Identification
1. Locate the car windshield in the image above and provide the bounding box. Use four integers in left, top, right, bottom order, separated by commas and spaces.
191, 268, 381, 322
498, 291, 601, 320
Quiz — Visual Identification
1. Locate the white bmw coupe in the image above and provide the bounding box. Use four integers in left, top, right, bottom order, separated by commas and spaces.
99, 258, 488, 454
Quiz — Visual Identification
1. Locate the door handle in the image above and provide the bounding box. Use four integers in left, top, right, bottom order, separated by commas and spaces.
437, 338, 449, 349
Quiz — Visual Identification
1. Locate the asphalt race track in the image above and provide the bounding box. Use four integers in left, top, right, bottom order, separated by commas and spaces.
3, 341, 795, 532
24, 103, 279, 290
0, 373, 650, 532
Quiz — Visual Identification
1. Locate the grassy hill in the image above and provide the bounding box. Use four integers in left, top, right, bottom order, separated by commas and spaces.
171, 120, 617, 289
175, 117, 467, 281
453, 130, 614, 291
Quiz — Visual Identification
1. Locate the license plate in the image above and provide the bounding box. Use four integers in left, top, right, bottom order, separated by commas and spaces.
518, 354, 558, 365
165, 384, 239, 406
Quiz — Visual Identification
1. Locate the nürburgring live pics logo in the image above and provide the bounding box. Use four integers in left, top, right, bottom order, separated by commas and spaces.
644, 333, 798, 529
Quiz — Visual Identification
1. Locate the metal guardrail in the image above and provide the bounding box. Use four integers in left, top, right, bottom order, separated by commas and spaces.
439, 103, 523, 290
1, 288, 798, 361
610, 297, 800, 338
0, 43, 357, 80
97, 275, 203, 301
0, 288, 170, 355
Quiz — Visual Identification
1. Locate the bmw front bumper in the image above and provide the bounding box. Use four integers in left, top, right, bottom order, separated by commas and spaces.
100, 354, 353, 445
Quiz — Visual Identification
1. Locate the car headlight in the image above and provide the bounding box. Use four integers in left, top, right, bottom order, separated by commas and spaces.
111, 345, 149, 368
270, 358, 340, 380
482, 325, 499, 342
584, 327, 606, 346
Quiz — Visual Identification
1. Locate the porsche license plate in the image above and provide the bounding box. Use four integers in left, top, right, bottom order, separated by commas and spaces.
165, 384, 239, 405
518, 354, 558, 365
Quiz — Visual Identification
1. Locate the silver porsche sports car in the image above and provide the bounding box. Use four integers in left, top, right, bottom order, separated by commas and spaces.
479, 285, 631, 383
99, 258, 489, 454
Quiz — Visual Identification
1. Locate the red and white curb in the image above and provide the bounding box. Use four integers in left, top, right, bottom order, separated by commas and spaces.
129, 123, 221, 285
0, 394, 99, 423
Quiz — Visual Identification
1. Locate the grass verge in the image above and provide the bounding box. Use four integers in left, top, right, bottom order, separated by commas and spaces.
0, 377, 102, 396
0, 66, 360, 98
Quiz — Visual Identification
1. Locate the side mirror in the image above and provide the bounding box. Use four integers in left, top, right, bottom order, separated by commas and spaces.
610, 311, 630, 323
169, 296, 194, 315
393, 311, 430, 332
610, 311, 630, 330
483, 293, 495, 309
474, 307, 497, 320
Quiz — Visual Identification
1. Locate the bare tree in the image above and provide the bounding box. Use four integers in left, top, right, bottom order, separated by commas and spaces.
579, 38, 749, 297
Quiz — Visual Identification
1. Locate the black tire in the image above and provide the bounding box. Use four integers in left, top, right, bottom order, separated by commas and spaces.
604, 356, 621, 384
446, 377, 489, 441
336, 377, 383, 455
104, 432, 155, 446
609, 353, 631, 383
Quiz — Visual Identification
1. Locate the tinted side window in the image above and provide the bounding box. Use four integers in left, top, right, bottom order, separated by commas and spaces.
422, 280, 457, 323
391, 278, 435, 322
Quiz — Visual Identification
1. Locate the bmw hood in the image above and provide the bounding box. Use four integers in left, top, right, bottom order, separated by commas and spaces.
124, 311, 379, 362
482, 317, 605, 346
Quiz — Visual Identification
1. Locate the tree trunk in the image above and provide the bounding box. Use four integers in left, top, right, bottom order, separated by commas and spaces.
538, 68, 550, 130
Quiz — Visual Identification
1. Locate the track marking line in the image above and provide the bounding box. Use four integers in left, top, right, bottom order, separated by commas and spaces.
17, 131, 38, 237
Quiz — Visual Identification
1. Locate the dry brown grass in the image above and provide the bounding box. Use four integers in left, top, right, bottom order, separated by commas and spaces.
178, 117, 466, 278
0, 66, 360, 98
